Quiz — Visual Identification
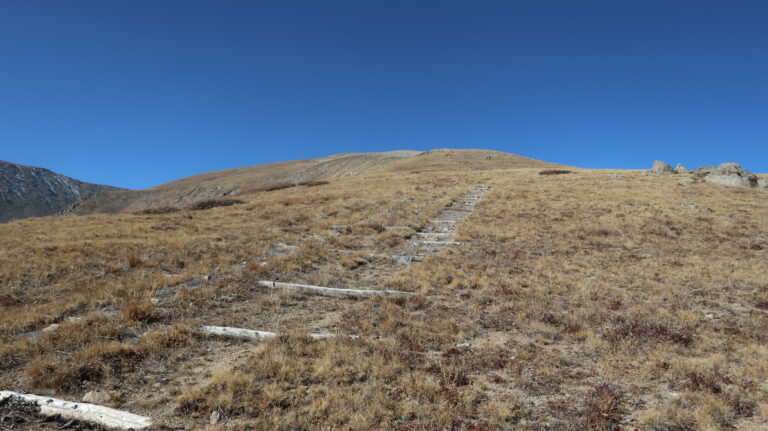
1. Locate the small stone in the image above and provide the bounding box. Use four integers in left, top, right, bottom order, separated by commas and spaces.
210, 410, 222, 425
758, 179, 768, 188
42, 323, 60, 332
678, 178, 695, 184
611, 174, 622, 179
681, 203, 698, 209
455, 342, 471, 348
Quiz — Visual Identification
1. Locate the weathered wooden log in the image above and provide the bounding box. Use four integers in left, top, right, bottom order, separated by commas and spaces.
258, 280, 415, 298
0, 391, 152, 430
197, 325, 356, 342
414, 232, 453, 238
417, 240, 462, 245
198, 325, 277, 341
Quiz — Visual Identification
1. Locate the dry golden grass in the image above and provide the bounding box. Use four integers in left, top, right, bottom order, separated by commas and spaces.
2, 162, 767, 430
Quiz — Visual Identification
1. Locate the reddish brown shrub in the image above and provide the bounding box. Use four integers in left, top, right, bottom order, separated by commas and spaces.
185, 198, 244, 211
539, 169, 573, 175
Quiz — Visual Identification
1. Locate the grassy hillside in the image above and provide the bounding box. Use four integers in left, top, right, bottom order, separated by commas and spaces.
66, 149, 565, 215
1, 155, 767, 430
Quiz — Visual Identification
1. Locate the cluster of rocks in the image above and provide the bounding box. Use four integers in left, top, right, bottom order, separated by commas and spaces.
648, 161, 768, 188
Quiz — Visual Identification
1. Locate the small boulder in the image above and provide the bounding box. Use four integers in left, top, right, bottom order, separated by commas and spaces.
675, 163, 690, 174
651, 161, 676, 175
758, 179, 768, 188
678, 178, 695, 184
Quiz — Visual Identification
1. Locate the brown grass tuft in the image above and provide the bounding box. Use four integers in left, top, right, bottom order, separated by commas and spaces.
583, 384, 626, 431
120, 301, 159, 323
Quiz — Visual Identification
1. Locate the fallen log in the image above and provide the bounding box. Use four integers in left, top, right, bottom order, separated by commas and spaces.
417, 240, 462, 245
414, 232, 453, 237
198, 325, 277, 341
0, 391, 152, 430
198, 325, 357, 342
258, 280, 415, 298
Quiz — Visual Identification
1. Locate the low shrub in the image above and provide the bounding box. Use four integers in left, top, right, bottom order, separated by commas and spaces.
538, 169, 573, 175
185, 198, 244, 211
133, 207, 180, 215
298, 180, 330, 187
240, 183, 296, 194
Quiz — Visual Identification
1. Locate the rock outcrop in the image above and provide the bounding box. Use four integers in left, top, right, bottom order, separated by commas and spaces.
650, 160, 764, 188
692, 166, 715, 176
0, 160, 121, 223
651, 161, 676, 174
704, 162, 758, 188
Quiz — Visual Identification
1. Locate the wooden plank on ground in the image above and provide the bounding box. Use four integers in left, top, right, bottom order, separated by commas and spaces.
0, 391, 152, 430
417, 240, 462, 245
258, 280, 415, 298
198, 325, 355, 342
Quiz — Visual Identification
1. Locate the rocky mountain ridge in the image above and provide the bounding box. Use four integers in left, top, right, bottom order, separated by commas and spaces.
0, 160, 121, 223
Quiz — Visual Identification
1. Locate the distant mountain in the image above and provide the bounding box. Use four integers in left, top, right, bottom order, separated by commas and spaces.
0, 160, 122, 223
69, 149, 567, 215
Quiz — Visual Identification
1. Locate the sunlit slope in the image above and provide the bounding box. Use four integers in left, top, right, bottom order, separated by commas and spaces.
1, 167, 768, 429
372, 149, 569, 174
68, 149, 561, 214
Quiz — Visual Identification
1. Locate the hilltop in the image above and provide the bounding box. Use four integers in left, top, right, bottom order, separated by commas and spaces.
66, 149, 564, 215
0, 161, 121, 223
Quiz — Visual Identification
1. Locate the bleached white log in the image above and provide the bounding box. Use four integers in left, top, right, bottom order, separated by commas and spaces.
258, 280, 414, 298
198, 325, 277, 341
417, 240, 462, 245
0, 391, 152, 430
197, 325, 357, 342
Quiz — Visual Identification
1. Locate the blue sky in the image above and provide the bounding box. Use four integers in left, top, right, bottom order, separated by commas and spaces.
2, 1, 767, 189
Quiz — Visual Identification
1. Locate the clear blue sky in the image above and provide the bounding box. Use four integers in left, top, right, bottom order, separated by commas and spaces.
2, 1, 767, 189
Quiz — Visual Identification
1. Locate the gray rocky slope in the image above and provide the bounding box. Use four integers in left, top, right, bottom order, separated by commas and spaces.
0, 160, 121, 223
